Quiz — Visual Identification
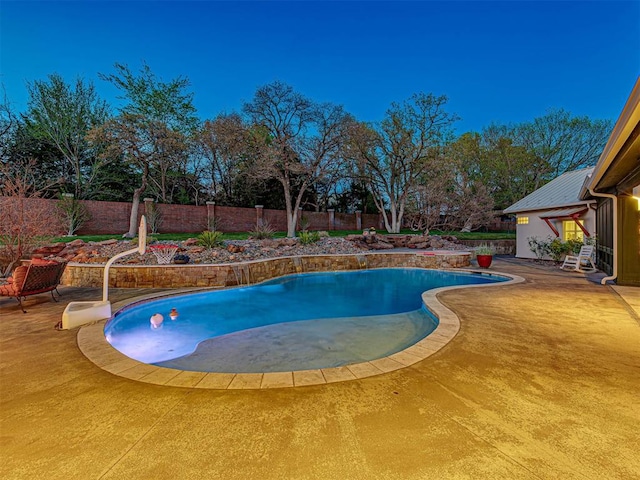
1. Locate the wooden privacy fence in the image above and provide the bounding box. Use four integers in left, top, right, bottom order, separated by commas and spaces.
0, 196, 382, 235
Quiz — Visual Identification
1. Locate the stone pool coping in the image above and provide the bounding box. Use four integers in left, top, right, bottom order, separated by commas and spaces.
77, 267, 525, 389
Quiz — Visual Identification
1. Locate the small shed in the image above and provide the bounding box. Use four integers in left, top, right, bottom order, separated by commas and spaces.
504, 168, 596, 259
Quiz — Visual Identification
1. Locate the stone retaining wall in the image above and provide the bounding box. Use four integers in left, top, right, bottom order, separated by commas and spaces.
61, 252, 471, 289
457, 239, 515, 255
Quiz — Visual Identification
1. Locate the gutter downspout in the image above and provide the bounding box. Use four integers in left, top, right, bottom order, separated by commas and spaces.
588, 188, 617, 285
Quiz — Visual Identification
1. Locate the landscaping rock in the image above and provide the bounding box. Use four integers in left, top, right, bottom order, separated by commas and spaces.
57, 233, 469, 267
96, 239, 119, 246
67, 239, 86, 248
32, 244, 66, 255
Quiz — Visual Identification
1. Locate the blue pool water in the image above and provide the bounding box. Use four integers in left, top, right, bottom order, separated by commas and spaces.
105, 268, 506, 372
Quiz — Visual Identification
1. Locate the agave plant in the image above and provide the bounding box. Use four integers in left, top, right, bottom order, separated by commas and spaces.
197, 230, 224, 248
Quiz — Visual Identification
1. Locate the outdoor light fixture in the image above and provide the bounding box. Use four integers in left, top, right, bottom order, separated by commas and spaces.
633, 185, 640, 210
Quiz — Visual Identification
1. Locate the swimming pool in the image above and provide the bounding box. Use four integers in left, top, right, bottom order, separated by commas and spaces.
105, 268, 506, 373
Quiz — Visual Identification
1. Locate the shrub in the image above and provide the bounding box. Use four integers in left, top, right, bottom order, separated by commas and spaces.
476, 243, 494, 255
527, 236, 551, 259
298, 216, 310, 232
207, 216, 222, 233
249, 222, 275, 240
565, 238, 585, 255
55, 193, 91, 236
548, 238, 571, 261
197, 230, 224, 248
145, 201, 162, 234
298, 231, 321, 245
0, 160, 61, 276
529, 236, 588, 262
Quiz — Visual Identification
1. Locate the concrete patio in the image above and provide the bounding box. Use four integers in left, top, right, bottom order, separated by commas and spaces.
1, 258, 638, 480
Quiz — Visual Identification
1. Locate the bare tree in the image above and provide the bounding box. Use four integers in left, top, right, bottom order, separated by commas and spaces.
0, 159, 62, 276
197, 113, 249, 203
347, 93, 458, 233
243, 82, 351, 237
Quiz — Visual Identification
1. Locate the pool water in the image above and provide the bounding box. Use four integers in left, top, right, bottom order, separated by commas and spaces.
105, 268, 505, 372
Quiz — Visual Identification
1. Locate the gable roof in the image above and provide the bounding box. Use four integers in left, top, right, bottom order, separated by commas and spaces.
503, 167, 595, 214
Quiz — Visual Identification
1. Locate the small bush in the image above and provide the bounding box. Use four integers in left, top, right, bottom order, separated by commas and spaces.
548, 238, 571, 261
145, 201, 163, 234
476, 243, 494, 255
249, 222, 275, 240
298, 231, 321, 245
198, 230, 224, 248
527, 236, 551, 259
529, 235, 588, 261
207, 216, 222, 233
298, 216, 310, 232
55, 193, 91, 236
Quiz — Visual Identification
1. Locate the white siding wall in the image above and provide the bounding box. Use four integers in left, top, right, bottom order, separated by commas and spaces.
515, 209, 596, 259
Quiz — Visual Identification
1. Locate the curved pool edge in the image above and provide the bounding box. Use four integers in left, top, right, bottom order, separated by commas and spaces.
77, 268, 525, 390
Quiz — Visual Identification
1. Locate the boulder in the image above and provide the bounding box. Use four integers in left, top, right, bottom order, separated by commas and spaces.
32, 244, 66, 255
96, 239, 118, 246
183, 238, 199, 246
368, 241, 394, 250
66, 239, 86, 248
430, 238, 444, 249
227, 244, 246, 253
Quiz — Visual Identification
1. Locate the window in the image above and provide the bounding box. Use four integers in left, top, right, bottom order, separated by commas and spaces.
517, 217, 529, 225
563, 220, 584, 241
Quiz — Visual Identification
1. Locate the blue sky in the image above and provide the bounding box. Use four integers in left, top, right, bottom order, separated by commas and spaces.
1, 1, 639, 133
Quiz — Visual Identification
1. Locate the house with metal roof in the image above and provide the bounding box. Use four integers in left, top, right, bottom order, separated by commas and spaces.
580, 76, 640, 286
504, 168, 596, 259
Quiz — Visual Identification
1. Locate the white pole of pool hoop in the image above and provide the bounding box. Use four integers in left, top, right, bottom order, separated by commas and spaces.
102, 216, 147, 303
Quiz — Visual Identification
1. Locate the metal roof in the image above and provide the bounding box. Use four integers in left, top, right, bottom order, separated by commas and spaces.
503, 168, 595, 214
539, 207, 588, 219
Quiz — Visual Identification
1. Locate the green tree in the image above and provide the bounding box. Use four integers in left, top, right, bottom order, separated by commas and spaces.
97, 63, 198, 234
88, 113, 186, 237
518, 108, 612, 178
479, 125, 545, 210
24, 74, 110, 198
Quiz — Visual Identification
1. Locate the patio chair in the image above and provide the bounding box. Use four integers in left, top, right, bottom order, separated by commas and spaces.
0, 260, 67, 313
561, 245, 597, 273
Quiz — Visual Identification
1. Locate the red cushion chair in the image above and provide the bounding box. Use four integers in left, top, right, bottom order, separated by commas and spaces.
0, 261, 67, 313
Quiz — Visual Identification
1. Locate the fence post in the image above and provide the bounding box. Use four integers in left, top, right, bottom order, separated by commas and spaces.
206, 201, 216, 230
255, 205, 264, 227
327, 209, 335, 230
355, 211, 362, 231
